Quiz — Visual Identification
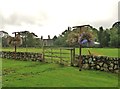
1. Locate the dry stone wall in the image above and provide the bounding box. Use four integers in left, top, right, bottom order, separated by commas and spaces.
1, 51, 43, 61
0, 51, 119, 73
75, 55, 119, 73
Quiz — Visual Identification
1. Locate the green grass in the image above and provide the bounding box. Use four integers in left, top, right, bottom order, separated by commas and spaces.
76, 48, 119, 57
2, 58, 118, 87
0, 57, 1, 88
2, 47, 119, 57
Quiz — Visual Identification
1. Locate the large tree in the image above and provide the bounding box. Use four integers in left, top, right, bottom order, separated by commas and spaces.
98, 26, 104, 47
66, 25, 95, 47
107, 21, 120, 47
66, 25, 95, 71
18, 31, 38, 47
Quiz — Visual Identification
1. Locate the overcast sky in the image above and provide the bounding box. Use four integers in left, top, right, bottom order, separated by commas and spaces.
0, 0, 119, 38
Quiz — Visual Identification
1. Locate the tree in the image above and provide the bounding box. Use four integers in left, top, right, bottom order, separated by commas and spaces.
107, 21, 120, 48
98, 29, 110, 47
109, 27, 119, 47
103, 29, 110, 47
19, 31, 38, 47
66, 25, 95, 71
98, 26, 104, 47
53, 27, 71, 47
67, 25, 95, 47
92, 28, 99, 42
0, 31, 9, 47
19, 31, 29, 47
53, 35, 57, 41
35, 38, 42, 47
2, 37, 8, 47
7, 34, 22, 47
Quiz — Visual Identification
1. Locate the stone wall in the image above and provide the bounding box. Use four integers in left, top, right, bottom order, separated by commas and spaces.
0, 51, 43, 61
75, 55, 119, 73
0, 51, 119, 73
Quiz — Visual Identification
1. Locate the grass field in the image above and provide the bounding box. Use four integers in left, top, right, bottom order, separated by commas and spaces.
2, 47, 119, 57
1, 47, 119, 87
2, 58, 118, 87
0, 57, 1, 88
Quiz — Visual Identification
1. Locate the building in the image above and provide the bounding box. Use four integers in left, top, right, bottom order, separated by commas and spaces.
43, 39, 53, 46
41, 35, 54, 46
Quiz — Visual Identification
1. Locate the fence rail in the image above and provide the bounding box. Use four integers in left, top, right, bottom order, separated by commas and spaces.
44, 51, 70, 54
44, 55, 69, 58
43, 47, 75, 66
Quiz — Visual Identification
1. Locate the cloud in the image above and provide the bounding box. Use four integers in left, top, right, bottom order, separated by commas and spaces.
0, 11, 5, 29
118, 1, 120, 21
0, 11, 49, 28
0, 0, 119, 36
90, 19, 118, 29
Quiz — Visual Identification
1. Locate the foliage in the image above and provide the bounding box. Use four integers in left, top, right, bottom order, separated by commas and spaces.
66, 25, 96, 47
53, 27, 71, 47
0, 31, 9, 47
1, 22, 120, 48
98, 27, 110, 47
2, 37, 8, 47
109, 27, 119, 47
97, 22, 120, 48
9, 31, 41, 47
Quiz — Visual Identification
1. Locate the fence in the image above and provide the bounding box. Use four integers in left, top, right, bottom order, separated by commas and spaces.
0, 48, 119, 73
74, 55, 119, 73
0, 47, 76, 66
43, 47, 75, 66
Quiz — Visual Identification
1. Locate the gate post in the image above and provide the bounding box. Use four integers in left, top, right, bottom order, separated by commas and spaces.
14, 32, 17, 59
60, 48, 62, 64
71, 48, 75, 66
73, 48, 75, 66
42, 45, 45, 62
79, 44, 82, 71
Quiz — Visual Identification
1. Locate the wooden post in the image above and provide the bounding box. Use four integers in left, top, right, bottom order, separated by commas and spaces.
73, 48, 75, 66
70, 49, 73, 66
79, 44, 82, 71
14, 32, 17, 59
51, 48, 52, 62
25, 31, 27, 52
42, 39, 45, 62
60, 48, 62, 64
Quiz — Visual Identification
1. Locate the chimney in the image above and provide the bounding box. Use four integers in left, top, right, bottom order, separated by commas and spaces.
41, 36, 43, 40
48, 35, 50, 39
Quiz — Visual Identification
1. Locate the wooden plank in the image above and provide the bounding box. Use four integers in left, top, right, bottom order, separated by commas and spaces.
44, 55, 69, 58
45, 51, 70, 54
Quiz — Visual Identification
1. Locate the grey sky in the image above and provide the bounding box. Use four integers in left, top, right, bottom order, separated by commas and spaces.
0, 0, 119, 38
119, 1, 120, 20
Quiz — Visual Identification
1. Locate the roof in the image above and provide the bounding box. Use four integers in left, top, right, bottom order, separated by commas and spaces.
72, 25, 92, 29
12, 31, 38, 37
0, 31, 8, 34
12, 31, 29, 34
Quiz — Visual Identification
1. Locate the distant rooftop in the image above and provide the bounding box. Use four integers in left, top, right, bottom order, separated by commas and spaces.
72, 25, 92, 29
